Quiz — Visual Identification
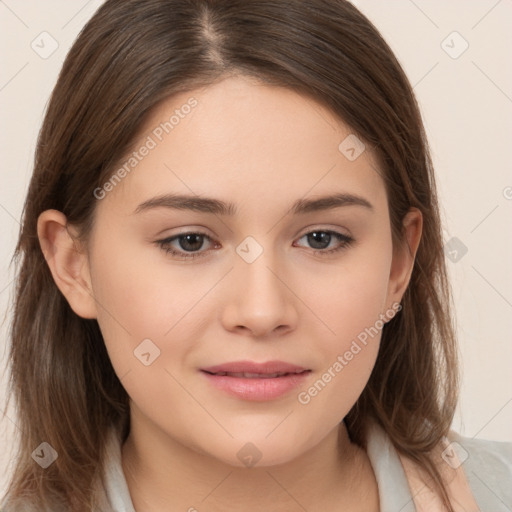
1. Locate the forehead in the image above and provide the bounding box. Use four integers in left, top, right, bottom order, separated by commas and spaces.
97, 75, 387, 218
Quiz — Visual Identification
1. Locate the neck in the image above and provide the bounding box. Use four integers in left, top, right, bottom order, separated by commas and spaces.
121, 409, 379, 512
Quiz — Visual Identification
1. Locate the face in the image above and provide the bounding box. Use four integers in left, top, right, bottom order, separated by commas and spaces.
49, 75, 418, 467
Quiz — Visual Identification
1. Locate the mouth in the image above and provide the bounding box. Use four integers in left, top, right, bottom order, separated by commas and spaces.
202, 370, 310, 379
200, 361, 311, 401
200, 360, 310, 375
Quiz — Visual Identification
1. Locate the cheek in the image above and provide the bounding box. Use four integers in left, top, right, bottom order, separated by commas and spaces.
304, 241, 392, 349
88, 231, 219, 375
294, 268, 389, 429
292, 240, 392, 414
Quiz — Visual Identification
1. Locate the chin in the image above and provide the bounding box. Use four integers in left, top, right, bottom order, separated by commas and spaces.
206, 436, 308, 469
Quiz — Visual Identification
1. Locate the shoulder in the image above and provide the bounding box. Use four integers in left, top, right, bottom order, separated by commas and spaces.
450, 431, 512, 510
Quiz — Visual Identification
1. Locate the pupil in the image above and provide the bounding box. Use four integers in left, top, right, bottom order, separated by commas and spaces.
180, 234, 203, 251
308, 231, 330, 249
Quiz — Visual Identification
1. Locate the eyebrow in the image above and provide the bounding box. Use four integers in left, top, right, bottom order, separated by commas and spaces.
133, 192, 373, 216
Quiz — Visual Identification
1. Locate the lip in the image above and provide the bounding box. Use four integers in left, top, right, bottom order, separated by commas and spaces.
200, 360, 311, 401
201, 360, 308, 375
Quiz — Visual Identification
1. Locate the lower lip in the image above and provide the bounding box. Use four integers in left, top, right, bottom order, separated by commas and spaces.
201, 371, 311, 401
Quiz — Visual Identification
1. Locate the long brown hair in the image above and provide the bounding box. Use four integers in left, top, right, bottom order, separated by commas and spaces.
2, 0, 459, 509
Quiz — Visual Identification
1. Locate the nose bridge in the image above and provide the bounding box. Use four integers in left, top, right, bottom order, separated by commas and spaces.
236, 240, 286, 311
220, 236, 298, 336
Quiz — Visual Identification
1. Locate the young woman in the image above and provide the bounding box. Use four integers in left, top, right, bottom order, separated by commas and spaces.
2, 0, 511, 511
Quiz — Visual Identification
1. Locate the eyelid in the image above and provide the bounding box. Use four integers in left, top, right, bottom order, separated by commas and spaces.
295, 224, 352, 239
155, 225, 355, 260
293, 229, 354, 254
155, 230, 217, 260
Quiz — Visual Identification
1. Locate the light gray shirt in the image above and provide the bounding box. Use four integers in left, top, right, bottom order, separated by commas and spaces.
102, 423, 512, 512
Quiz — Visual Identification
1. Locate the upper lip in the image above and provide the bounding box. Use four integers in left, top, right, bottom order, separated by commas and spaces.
201, 360, 310, 376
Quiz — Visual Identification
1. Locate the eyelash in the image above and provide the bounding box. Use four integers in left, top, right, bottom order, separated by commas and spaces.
155, 229, 355, 260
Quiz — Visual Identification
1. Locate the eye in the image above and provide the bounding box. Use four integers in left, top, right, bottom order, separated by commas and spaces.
155, 228, 355, 260
156, 232, 218, 260
293, 230, 354, 256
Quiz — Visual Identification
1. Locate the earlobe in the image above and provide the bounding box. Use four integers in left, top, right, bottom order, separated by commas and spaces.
386, 207, 423, 308
37, 209, 97, 319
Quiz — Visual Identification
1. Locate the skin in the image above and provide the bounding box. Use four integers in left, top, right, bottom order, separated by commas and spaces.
38, 74, 422, 511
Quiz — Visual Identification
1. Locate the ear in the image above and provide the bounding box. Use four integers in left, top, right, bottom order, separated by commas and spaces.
37, 209, 97, 319
385, 207, 423, 309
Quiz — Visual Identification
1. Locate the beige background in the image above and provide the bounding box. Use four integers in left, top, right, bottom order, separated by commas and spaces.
1, 0, 511, 495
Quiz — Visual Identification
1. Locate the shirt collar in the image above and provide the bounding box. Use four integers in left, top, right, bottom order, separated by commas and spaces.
365, 421, 415, 512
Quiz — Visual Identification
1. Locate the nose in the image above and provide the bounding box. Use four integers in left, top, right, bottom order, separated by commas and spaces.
219, 247, 299, 338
